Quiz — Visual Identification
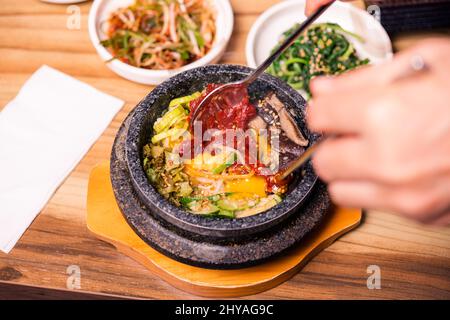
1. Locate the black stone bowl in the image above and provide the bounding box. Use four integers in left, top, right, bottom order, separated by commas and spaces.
123, 65, 319, 240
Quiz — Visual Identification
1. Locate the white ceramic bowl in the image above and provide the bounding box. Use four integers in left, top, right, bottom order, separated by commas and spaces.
88, 0, 234, 85
246, 0, 393, 69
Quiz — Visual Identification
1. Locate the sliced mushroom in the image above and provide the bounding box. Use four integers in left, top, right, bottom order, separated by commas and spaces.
263, 93, 309, 147
278, 108, 309, 146
248, 115, 267, 131
266, 126, 305, 170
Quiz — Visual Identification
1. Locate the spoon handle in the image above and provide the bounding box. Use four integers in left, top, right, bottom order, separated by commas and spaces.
244, 1, 335, 84
278, 136, 329, 181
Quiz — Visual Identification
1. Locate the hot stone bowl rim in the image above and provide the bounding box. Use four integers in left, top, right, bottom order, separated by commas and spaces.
124, 64, 319, 237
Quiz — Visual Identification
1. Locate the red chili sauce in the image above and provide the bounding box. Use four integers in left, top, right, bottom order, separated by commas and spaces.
189, 83, 257, 132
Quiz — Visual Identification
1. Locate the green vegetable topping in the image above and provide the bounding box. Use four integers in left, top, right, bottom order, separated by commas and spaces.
267, 23, 370, 98
212, 153, 237, 175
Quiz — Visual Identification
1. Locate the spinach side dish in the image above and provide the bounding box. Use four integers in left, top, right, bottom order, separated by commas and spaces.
267, 23, 370, 98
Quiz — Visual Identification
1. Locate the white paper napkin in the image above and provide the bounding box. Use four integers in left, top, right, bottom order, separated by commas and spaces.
0, 65, 124, 253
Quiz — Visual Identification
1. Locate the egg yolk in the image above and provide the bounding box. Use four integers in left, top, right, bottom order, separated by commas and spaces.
225, 176, 267, 197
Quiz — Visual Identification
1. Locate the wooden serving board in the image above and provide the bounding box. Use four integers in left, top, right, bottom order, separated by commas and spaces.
86, 162, 362, 298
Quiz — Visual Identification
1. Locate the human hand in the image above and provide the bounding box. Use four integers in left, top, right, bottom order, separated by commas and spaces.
307, 38, 450, 225
305, 0, 348, 16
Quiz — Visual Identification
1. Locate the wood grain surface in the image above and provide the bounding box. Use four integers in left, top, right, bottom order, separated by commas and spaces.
0, 0, 449, 299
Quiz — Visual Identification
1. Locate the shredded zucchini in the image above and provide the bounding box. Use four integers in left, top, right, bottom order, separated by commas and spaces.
153, 105, 186, 133
169, 91, 201, 109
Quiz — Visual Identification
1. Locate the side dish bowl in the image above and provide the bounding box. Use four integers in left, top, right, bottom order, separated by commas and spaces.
246, 0, 393, 69
88, 0, 234, 85
121, 64, 319, 239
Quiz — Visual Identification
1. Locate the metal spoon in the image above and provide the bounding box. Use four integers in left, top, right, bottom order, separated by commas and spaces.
189, 1, 335, 128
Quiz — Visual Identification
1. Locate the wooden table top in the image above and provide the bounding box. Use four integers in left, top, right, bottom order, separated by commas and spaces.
0, 0, 449, 300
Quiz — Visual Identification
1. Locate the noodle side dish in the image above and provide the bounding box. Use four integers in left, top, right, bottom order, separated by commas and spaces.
101, 0, 216, 70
